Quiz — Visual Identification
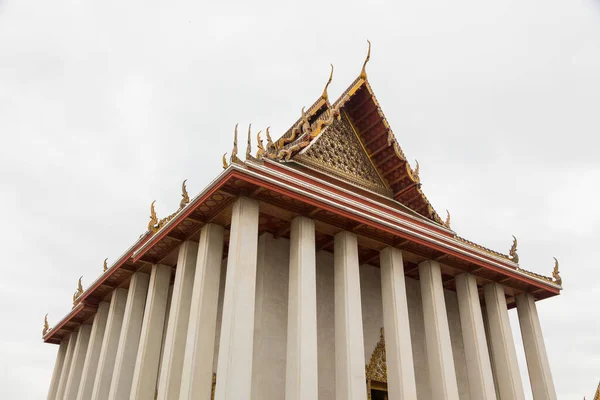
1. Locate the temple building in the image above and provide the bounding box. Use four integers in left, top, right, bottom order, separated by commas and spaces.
43, 43, 563, 400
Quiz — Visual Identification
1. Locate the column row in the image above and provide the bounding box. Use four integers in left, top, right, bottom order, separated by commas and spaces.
46, 195, 556, 400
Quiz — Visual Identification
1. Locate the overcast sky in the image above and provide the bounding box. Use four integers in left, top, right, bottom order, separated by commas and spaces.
1, 0, 599, 398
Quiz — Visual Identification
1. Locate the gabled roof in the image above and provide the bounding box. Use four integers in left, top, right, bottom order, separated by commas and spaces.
264, 61, 445, 226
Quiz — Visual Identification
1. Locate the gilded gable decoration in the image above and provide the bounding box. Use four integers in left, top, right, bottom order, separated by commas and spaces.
322, 64, 334, 101
245, 124, 252, 159
103, 258, 108, 272
256, 130, 266, 159
366, 327, 387, 383
180, 179, 190, 209
222, 153, 229, 169
360, 40, 371, 80
230, 124, 241, 164
444, 210, 451, 229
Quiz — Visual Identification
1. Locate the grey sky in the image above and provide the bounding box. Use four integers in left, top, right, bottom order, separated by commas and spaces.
1, 0, 599, 398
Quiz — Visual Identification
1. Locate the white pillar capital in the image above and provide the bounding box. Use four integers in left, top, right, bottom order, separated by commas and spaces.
379, 247, 417, 399
516, 293, 557, 400
484, 282, 525, 400
455, 273, 497, 399
418, 259, 460, 400
286, 216, 318, 400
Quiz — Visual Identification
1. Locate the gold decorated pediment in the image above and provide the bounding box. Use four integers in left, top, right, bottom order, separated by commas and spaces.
295, 111, 389, 194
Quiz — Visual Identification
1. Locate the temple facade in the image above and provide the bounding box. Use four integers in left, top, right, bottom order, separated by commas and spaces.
43, 44, 562, 400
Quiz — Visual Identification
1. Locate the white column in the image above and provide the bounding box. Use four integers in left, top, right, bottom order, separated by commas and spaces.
180, 224, 225, 399
130, 264, 172, 400
285, 217, 318, 400
63, 324, 92, 400
108, 272, 150, 400
455, 273, 497, 399
484, 282, 525, 400
55, 330, 79, 400
418, 260, 460, 400
334, 231, 366, 400
379, 247, 418, 399
47, 337, 69, 400
516, 293, 557, 400
91, 288, 128, 400
76, 302, 109, 400
214, 196, 259, 400
156, 241, 198, 399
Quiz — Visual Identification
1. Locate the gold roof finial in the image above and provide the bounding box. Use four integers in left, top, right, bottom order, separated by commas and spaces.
246, 124, 252, 159
73, 276, 83, 305
103, 258, 108, 272
552, 257, 562, 286
265, 126, 274, 151
222, 153, 228, 169
180, 179, 190, 209
444, 210, 451, 229
230, 123, 240, 164
43, 314, 49, 336
322, 64, 334, 101
256, 130, 265, 159
413, 159, 420, 181
360, 40, 371, 80
509, 235, 519, 264
148, 200, 158, 232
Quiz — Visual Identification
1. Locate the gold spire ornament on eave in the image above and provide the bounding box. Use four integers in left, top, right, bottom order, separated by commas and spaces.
509, 235, 519, 264
321, 64, 334, 101
103, 258, 108, 272
256, 130, 265, 159
444, 210, 451, 229
72, 276, 83, 305
148, 200, 159, 232
222, 153, 228, 169
230, 123, 241, 164
245, 124, 252, 159
180, 179, 190, 209
360, 40, 371, 80
43, 314, 49, 336
552, 257, 562, 286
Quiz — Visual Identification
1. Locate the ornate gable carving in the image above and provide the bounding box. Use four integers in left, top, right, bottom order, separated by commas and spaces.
366, 328, 387, 384
295, 111, 388, 193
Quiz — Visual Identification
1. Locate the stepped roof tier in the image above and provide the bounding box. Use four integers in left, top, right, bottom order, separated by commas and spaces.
42, 44, 562, 344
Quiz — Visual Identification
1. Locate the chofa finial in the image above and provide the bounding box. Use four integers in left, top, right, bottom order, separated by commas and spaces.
552, 257, 562, 286
73, 276, 83, 305
180, 179, 190, 209
256, 130, 265, 159
265, 126, 274, 151
509, 235, 519, 264
230, 123, 240, 164
322, 64, 334, 101
222, 153, 228, 169
148, 200, 158, 232
246, 124, 252, 159
43, 314, 49, 336
360, 40, 371, 80
103, 258, 108, 272
445, 210, 451, 229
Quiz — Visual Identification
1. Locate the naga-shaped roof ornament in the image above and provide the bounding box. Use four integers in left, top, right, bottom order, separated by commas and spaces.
222, 153, 228, 169
148, 200, 159, 232
180, 179, 190, 209
245, 124, 252, 159
509, 235, 519, 264
43, 314, 49, 336
72, 276, 83, 305
552, 257, 562, 286
230, 123, 240, 164
444, 210, 451, 229
360, 40, 371, 80
265, 127, 274, 152
103, 258, 108, 272
321, 64, 334, 101
256, 130, 265, 159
